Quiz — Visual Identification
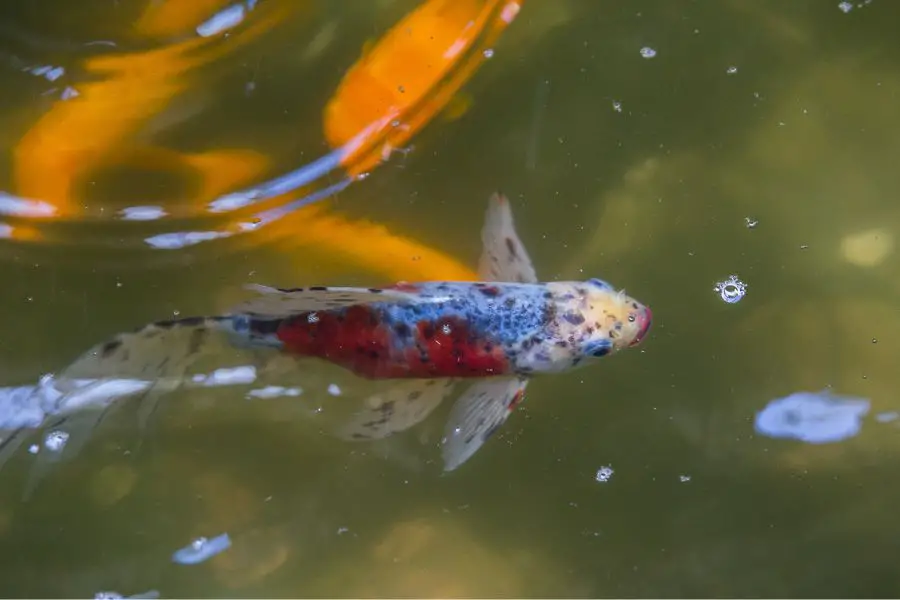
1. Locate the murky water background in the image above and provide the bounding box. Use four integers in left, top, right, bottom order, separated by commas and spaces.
1, 0, 900, 597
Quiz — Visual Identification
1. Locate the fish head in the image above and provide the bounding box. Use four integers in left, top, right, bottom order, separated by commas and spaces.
577, 278, 652, 356
541, 279, 651, 369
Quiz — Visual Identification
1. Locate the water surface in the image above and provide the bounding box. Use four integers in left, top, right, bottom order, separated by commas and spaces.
1, 0, 899, 597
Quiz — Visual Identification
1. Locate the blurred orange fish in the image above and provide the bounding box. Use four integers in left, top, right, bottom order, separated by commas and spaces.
324, 0, 523, 176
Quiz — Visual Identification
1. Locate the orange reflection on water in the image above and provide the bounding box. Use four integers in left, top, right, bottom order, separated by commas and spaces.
6, 0, 513, 282
12, 0, 297, 218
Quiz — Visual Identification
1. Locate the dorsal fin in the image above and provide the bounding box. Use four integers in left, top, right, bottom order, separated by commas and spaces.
477, 193, 538, 284
229, 284, 418, 318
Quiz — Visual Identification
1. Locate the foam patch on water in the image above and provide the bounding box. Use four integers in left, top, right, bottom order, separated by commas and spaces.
754, 390, 870, 444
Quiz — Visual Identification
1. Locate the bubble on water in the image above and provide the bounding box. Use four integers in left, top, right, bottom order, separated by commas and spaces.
483, 48, 494, 58
172, 533, 231, 565
639, 47, 657, 58
679, 474, 691, 483
713, 275, 747, 304
594, 465, 614, 482
441, 323, 452, 335
327, 383, 342, 396
28, 444, 39, 455
838, 1, 853, 12
43, 430, 69, 452
611, 100, 623, 113
726, 65, 738, 74
745, 216, 759, 229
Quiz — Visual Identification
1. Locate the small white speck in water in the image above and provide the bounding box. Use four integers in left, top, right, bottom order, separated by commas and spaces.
611, 100, 623, 113
595, 465, 614, 482
838, 1, 853, 12
327, 383, 342, 396
483, 48, 494, 58
639, 47, 656, 58
28, 444, 39, 454
679, 474, 691, 483
726, 65, 738, 74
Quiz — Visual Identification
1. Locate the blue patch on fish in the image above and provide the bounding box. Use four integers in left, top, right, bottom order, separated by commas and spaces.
754, 390, 870, 444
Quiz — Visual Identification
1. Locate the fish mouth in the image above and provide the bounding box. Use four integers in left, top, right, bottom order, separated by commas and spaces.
629, 306, 652, 346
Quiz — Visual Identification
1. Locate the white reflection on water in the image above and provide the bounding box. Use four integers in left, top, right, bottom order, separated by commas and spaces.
754, 390, 870, 444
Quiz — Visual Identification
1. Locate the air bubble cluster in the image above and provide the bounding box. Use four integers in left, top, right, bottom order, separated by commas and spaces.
714, 275, 747, 304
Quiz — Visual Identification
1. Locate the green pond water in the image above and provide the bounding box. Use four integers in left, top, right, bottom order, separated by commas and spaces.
1, 0, 899, 597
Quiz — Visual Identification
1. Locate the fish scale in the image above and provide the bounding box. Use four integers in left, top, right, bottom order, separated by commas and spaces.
248, 281, 554, 380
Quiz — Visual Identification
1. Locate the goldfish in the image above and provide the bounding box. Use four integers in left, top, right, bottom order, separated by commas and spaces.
0, 194, 651, 485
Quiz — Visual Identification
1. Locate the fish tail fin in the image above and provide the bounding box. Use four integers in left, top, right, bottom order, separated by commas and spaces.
0, 316, 272, 496
60, 315, 256, 381
19, 409, 112, 501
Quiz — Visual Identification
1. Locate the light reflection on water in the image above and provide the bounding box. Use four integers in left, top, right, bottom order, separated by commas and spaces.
0, 0, 900, 597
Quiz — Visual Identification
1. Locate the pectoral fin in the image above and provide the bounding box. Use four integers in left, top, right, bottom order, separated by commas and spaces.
336, 378, 456, 441
441, 375, 529, 471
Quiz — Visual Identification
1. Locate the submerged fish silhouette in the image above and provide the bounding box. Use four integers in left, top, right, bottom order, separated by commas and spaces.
0, 193, 652, 489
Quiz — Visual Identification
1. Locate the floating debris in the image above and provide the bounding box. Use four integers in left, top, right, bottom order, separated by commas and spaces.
754, 390, 870, 444
726, 65, 738, 74
594, 465, 614, 483
679, 474, 691, 483
714, 275, 747, 304
172, 533, 232, 565
43, 430, 69, 452
744, 216, 759, 229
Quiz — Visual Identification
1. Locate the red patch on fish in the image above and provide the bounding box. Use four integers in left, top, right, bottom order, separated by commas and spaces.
275, 308, 510, 379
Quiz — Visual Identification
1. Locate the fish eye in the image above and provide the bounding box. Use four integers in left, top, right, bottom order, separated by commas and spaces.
588, 278, 613, 290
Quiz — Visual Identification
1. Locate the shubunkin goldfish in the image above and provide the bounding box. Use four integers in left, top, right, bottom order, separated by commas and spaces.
0, 194, 651, 480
